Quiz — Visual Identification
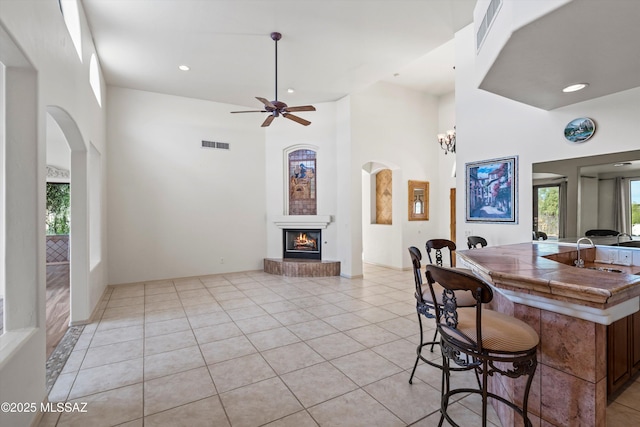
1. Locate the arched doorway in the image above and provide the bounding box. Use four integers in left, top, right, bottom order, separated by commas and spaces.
46, 106, 89, 353
361, 161, 403, 269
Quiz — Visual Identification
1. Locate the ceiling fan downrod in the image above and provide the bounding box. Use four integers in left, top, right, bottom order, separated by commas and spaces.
271, 32, 281, 102
229, 31, 315, 127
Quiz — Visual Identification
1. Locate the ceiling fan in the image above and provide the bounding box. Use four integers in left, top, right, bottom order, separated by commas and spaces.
231, 32, 316, 127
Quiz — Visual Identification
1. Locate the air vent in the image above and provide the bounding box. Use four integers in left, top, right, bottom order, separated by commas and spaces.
201, 140, 230, 150
476, 0, 502, 52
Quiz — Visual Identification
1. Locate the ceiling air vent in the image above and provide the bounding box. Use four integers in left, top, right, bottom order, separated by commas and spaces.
201, 140, 230, 150
476, 0, 502, 52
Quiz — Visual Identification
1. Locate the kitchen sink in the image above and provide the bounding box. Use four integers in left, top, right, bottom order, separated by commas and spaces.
611, 241, 640, 248
586, 266, 623, 273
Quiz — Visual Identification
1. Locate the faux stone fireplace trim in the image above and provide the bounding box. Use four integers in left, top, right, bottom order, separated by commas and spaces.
264, 258, 340, 277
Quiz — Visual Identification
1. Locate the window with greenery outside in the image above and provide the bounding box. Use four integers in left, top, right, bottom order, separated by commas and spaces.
46, 183, 70, 235
632, 180, 640, 236
537, 186, 559, 238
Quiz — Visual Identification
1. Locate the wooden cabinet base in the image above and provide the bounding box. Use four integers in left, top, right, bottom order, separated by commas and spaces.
608, 311, 640, 395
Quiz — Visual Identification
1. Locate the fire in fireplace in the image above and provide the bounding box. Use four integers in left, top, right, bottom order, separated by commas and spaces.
283, 229, 321, 260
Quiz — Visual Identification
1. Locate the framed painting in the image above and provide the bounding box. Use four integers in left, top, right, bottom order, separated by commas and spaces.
466, 156, 518, 223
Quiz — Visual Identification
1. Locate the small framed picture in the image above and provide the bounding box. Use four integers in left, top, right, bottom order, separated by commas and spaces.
564, 117, 596, 143
466, 156, 518, 223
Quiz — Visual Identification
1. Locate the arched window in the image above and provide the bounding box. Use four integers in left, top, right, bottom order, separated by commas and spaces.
89, 54, 102, 106
288, 149, 317, 215
59, 0, 83, 62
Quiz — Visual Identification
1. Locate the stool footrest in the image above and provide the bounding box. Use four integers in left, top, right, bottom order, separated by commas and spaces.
441, 388, 533, 427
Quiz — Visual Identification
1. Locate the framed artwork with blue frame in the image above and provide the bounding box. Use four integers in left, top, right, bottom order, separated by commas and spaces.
466, 156, 518, 223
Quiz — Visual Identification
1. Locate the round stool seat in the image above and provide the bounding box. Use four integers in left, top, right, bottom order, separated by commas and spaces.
452, 307, 539, 353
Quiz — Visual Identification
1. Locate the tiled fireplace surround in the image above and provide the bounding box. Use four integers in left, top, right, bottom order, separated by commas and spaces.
265, 215, 340, 277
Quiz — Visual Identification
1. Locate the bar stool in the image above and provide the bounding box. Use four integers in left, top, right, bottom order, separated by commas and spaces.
532, 231, 548, 241
425, 265, 539, 427
425, 238, 456, 267
407, 246, 476, 384
467, 235, 487, 249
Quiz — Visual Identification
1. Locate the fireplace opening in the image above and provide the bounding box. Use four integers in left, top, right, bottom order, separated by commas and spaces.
283, 229, 321, 260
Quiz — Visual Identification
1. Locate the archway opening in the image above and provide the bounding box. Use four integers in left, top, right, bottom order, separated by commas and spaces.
361, 161, 401, 268
46, 106, 90, 357
45, 113, 72, 357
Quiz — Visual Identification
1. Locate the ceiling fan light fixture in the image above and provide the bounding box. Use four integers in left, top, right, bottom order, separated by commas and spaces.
229, 32, 315, 127
562, 83, 589, 93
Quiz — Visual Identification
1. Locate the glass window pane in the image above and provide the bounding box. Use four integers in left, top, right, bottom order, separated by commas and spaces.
631, 180, 640, 236
537, 186, 559, 239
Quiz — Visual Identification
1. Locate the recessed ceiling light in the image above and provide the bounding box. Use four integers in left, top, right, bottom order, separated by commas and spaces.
614, 162, 632, 167
178, 65, 190, 71
287, 88, 295, 93
562, 83, 589, 93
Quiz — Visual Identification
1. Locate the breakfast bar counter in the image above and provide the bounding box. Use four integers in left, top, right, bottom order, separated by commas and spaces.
457, 242, 640, 427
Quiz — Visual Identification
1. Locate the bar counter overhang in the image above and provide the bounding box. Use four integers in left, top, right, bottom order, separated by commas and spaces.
457, 242, 640, 427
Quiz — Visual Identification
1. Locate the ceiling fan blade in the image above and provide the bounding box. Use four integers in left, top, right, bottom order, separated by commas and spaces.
256, 97, 277, 109
261, 115, 275, 127
283, 113, 311, 126
230, 110, 267, 113
283, 105, 316, 112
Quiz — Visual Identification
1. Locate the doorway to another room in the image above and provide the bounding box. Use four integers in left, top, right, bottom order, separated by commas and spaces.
45, 181, 71, 358
533, 184, 561, 240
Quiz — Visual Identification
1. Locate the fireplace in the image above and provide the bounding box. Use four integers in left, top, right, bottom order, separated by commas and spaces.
283, 229, 321, 260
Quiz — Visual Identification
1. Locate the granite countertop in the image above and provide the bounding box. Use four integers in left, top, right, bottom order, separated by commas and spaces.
457, 242, 640, 308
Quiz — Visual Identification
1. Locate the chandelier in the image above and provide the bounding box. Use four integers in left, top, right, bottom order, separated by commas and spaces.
437, 127, 456, 154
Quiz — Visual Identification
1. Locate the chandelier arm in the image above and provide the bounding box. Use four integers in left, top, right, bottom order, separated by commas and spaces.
437, 127, 456, 154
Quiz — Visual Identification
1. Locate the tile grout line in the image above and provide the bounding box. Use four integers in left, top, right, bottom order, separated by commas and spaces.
191, 277, 234, 426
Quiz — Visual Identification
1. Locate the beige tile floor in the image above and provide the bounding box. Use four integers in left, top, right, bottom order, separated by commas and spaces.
39, 264, 640, 426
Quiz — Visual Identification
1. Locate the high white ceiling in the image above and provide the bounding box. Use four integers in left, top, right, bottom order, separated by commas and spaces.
81, 0, 476, 109
81, 0, 640, 113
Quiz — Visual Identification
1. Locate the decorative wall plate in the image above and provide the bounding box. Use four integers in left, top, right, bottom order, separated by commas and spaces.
564, 117, 596, 143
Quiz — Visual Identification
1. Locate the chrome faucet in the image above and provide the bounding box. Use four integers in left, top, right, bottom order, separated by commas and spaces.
617, 232, 632, 245
575, 237, 595, 268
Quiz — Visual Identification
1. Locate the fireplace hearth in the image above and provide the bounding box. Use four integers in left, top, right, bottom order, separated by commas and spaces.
283, 229, 321, 260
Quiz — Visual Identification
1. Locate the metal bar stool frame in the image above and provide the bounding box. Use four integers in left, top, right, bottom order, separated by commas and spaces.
425, 238, 456, 267
425, 265, 539, 427
467, 235, 487, 249
407, 246, 477, 384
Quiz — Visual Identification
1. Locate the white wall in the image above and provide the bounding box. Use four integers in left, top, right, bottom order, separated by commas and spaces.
107, 87, 267, 284
437, 92, 457, 239
455, 23, 640, 245
0, 65, 4, 302
335, 95, 361, 277
46, 115, 71, 173
598, 178, 616, 231
579, 176, 598, 235
0, 0, 107, 424
351, 82, 444, 270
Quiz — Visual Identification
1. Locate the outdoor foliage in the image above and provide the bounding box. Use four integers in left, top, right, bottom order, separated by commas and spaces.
537, 187, 559, 235
46, 183, 70, 235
